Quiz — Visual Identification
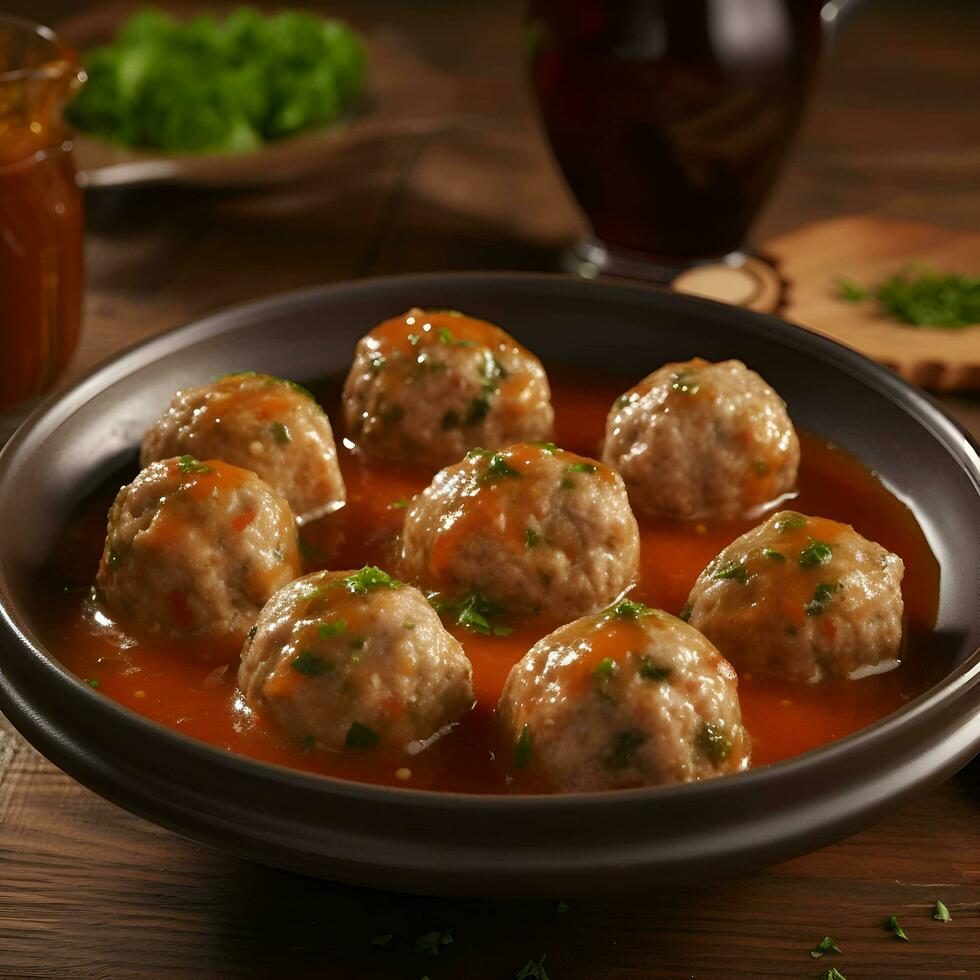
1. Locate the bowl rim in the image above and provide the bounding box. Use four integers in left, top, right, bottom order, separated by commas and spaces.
1, 270, 978, 812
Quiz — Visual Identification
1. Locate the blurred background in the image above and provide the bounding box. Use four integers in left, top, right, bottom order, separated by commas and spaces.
1, 0, 975, 432
3, 0, 977, 350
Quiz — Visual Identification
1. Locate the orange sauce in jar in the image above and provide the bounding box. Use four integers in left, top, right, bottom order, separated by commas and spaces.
37, 369, 945, 794
0, 18, 84, 408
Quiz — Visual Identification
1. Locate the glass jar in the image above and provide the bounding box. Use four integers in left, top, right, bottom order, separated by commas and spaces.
0, 15, 84, 410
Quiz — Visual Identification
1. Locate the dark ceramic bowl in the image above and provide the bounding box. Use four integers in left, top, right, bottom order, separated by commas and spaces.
0, 274, 977, 897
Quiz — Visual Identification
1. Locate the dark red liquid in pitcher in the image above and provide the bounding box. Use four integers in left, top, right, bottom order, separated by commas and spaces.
528, 0, 824, 259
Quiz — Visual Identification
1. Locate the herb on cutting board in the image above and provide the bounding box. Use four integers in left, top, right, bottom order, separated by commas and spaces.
836, 267, 979, 329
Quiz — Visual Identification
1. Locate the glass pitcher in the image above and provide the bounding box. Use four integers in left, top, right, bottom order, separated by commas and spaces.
527, 0, 841, 281
0, 15, 84, 411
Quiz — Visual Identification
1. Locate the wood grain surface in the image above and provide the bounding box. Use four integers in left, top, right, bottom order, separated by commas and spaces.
768, 216, 980, 391
1, 1, 978, 976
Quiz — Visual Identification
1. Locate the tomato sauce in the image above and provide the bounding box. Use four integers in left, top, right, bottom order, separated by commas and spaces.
37, 370, 943, 794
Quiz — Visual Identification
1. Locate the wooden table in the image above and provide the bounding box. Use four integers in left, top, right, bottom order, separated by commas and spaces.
1, 1, 978, 976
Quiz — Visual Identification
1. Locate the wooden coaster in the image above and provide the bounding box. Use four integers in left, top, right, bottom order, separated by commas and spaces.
763, 216, 980, 391
672, 256, 784, 314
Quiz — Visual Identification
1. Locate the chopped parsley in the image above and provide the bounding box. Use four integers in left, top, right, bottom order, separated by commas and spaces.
388, 498, 410, 510
607, 730, 645, 769
838, 277, 867, 302
886, 914, 909, 941
774, 513, 807, 533
438, 326, 455, 344
762, 548, 786, 563
479, 452, 521, 483
464, 396, 491, 426
714, 560, 748, 584
799, 538, 833, 568
679, 603, 692, 623
565, 461, 598, 474
821, 969, 848, 980
515, 954, 550, 980
434, 591, 512, 636
606, 598, 654, 620
615, 393, 632, 409
557, 901, 569, 915
670, 369, 700, 395
176, 454, 212, 474
514, 724, 532, 768
805, 581, 842, 616
85, 678, 100, 688
318, 618, 347, 639
221, 373, 315, 400
481, 350, 508, 392
369, 933, 393, 947
414, 930, 453, 957
695, 722, 732, 763
838, 267, 980, 329
264, 375, 316, 400
467, 447, 493, 460
531, 441, 561, 454
402, 621, 416, 631
594, 656, 619, 694
345, 721, 380, 750
934, 900, 951, 922
291, 650, 333, 677
268, 421, 291, 444
638, 657, 671, 682
525, 527, 540, 548
343, 566, 402, 594
810, 936, 842, 959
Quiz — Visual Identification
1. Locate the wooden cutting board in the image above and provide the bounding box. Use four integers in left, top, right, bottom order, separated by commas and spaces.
671, 217, 979, 390
763, 216, 980, 391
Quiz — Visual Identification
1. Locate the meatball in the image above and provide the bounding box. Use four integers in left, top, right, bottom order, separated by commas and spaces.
239, 566, 474, 752
97, 456, 302, 642
141, 372, 345, 523
342, 308, 554, 467
400, 442, 640, 620
497, 599, 749, 792
685, 510, 905, 683
602, 358, 799, 520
